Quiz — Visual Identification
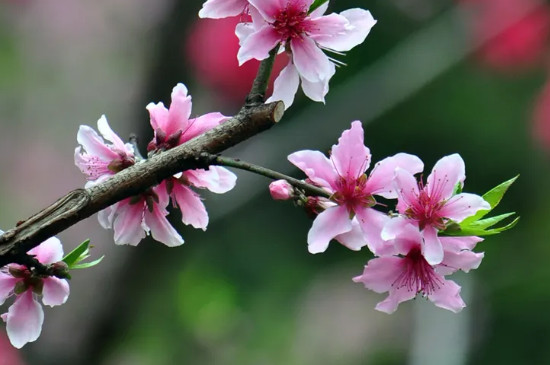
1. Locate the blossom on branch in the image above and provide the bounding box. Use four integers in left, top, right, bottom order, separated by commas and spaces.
288, 121, 423, 254
236, 0, 376, 108
353, 223, 483, 313
269, 179, 294, 200
74, 115, 135, 188
383, 154, 490, 265
147, 83, 237, 232
0, 237, 69, 348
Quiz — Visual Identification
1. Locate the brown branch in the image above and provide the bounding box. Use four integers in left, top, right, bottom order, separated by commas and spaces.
0, 101, 284, 267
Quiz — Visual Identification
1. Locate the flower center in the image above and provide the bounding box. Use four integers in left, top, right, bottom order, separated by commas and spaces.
392, 247, 443, 296
333, 175, 375, 215
272, 4, 309, 41
406, 186, 446, 230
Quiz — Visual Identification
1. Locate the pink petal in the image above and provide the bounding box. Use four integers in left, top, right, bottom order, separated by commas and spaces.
385, 220, 422, 255
366, 153, 423, 199
439, 193, 491, 222
146, 101, 169, 132
76, 125, 119, 161
171, 183, 209, 230
288, 150, 338, 191
112, 200, 147, 246
426, 154, 466, 202
310, 2, 329, 17
422, 225, 444, 265
439, 250, 484, 275
334, 218, 367, 251
394, 167, 420, 214
440, 236, 483, 252
355, 208, 392, 256
0, 274, 17, 305
312, 9, 376, 52
300, 62, 334, 102
98, 204, 117, 229
306, 13, 350, 42
428, 279, 466, 313
144, 204, 184, 247
97, 115, 128, 153
352, 256, 403, 293
165, 83, 193, 136
249, 0, 288, 21
374, 285, 417, 314
41, 277, 69, 307
198, 0, 248, 19
290, 36, 332, 82
5, 291, 44, 349
307, 205, 352, 254
266, 61, 300, 109
185, 166, 237, 194
330, 121, 370, 180
183, 112, 229, 143
28, 237, 63, 265
237, 26, 281, 65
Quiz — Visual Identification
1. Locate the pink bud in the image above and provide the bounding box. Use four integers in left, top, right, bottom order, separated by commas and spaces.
269, 180, 293, 200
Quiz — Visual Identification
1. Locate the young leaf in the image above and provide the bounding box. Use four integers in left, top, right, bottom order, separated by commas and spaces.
62, 239, 91, 267
71, 256, 105, 270
309, 0, 328, 13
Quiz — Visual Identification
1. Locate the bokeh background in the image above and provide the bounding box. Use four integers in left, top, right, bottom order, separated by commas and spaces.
0, 0, 549, 364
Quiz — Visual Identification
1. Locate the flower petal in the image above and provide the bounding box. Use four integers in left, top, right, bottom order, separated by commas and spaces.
439, 193, 491, 222
183, 112, 229, 142
288, 150, 338, 191
290, 36, 332, 82
76, 124, 118, 161
330, 121, 370, 180
366, 153, 423, 199
0, 273, 17, 306
427, 154, 466, 202
237, 26, 280, 65
439, 248, 484, 275
355, 208, 392, 256
164, 83, 193, 136
112, 200, 147, 246
97, 115, 127, 152
394, 167, 420, 214
266, 61, 300, 109
146, 102, 169, 132
171, 183, 209, 230
428, 279, 466, 313
199, 0, 248, 19
312, 9, 376, 52
300, 62, 334, 102
334, 218, 367, 251
422, 225, 444, 265
28, 237, 63, 265
185, 166, 237, 194
353, 256, 403, 293
374, 285, 417, 314
307, 205, 352, 254
5, 291, 44, 349
144, 204, 184, 247
41, 277, 70, 307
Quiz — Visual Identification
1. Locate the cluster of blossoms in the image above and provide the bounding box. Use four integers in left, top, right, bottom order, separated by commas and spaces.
75, 83, 237, 246
199, 0, 376, 108
270, 121, 490, 312
0, 237, 69, 348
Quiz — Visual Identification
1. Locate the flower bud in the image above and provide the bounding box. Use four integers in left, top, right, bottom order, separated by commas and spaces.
269, 180, 294, 200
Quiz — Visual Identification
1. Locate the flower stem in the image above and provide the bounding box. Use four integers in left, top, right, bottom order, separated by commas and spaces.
204, 154, 331, 199
246, 47, 278, 105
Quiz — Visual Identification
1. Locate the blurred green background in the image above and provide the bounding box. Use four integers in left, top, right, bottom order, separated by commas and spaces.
1, 0, 549, 364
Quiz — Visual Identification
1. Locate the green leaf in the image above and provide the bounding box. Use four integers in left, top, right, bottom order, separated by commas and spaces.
71, 256, 105, 270
443, 217, 519, 236
461, 175, 518, 225
467, 212, 516, 230
62, 239, 90, 267
309, 0, 328, 13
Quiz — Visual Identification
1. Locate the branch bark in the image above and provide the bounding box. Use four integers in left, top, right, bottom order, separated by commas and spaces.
0, 101, 284, 266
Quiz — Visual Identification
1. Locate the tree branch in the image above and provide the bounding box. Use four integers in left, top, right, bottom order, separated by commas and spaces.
0, 101, 285, 267
203, 154, 331, 198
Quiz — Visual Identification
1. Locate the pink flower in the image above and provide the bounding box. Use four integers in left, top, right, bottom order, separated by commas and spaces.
384, 154, 490, 265
236, 0, 376, 108
147, 83, 237, 231
0, 237, 69, 348
288, 121, 423, 254
353, 223, 484, 313
74, 115, 135, 188
269, 179, 294, 200
98, 185, 184, 247
199, 0, 249, 19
